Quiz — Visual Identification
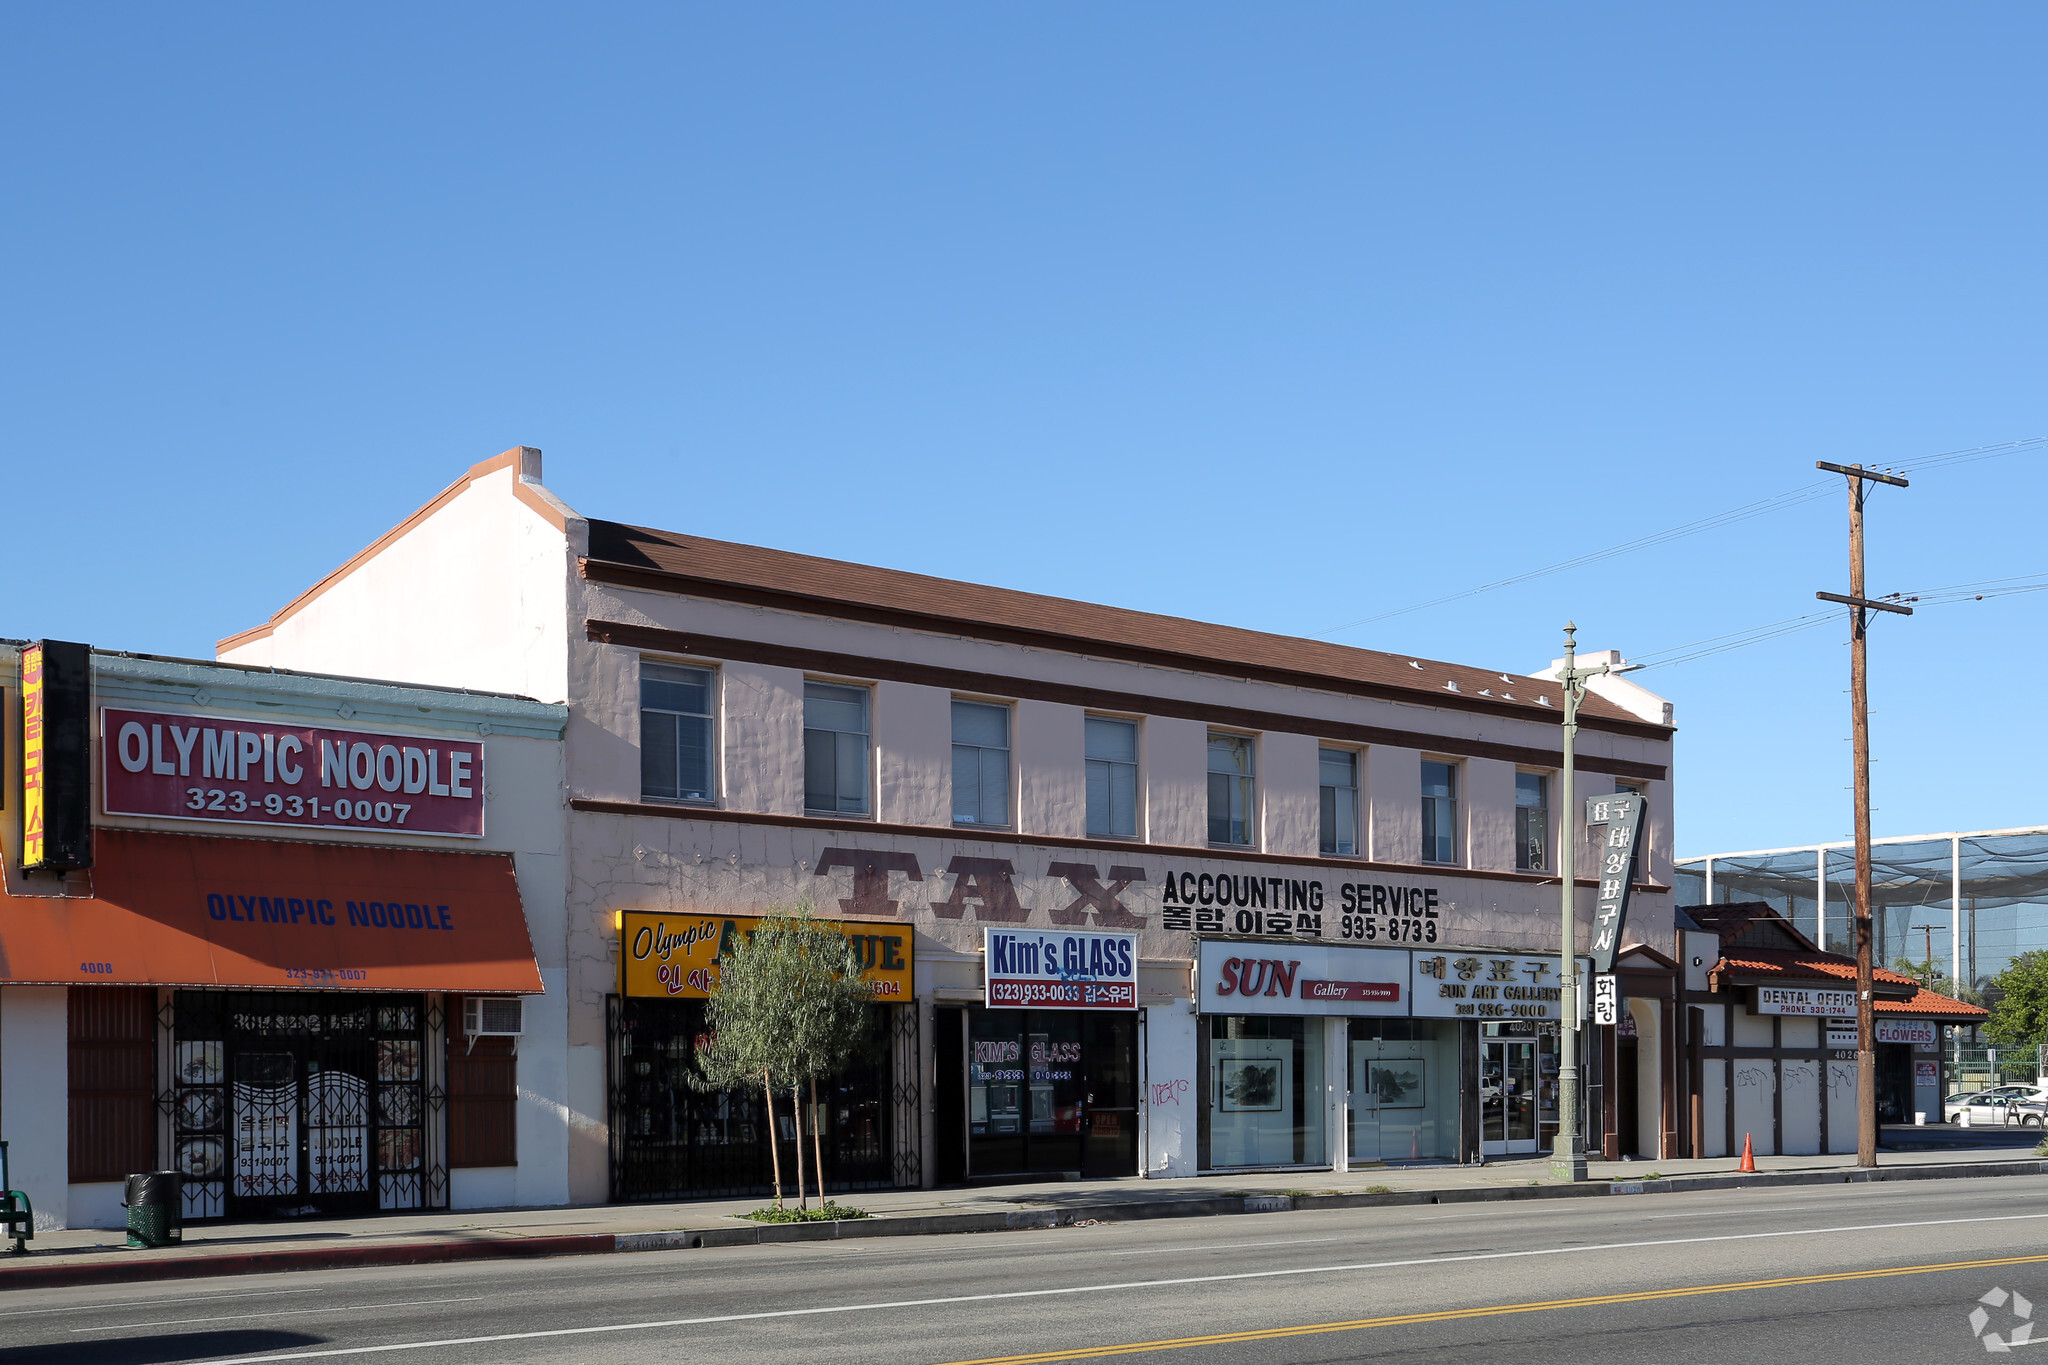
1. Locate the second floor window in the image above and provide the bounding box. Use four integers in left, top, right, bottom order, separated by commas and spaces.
804, 682, 870, 815
640, 662, 715, 802
1516, 772, 1549, 871
952, 700, 1011, 826
1319, 748, 1358, 856
1207, 733, 1255, 846
1421, 760, 1458, 864
1085, 717, 1138, 839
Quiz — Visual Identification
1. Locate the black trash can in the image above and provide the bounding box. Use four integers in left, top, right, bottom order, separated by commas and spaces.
124, 1172, 183, 1248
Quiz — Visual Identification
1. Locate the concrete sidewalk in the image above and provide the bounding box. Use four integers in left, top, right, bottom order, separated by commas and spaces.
6, 1125, 2040, 1290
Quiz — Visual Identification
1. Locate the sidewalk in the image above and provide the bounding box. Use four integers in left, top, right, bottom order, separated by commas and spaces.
6, 1125, 2041, 1290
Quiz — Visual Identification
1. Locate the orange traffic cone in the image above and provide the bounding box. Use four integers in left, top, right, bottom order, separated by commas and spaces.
1737, 1132, 1756, 1173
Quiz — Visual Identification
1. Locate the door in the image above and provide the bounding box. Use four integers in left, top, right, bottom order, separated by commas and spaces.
1617, 1038, 1640, 1157
1081, 1014, 1137, 1178
1481, 1040, 1540, 1156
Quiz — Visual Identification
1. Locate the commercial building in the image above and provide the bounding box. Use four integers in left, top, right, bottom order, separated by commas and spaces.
216, 446, 1681, 1189
0, 641, 568, 1230
1678, 828, 2047, 1096
1672, 902, 1985, 1154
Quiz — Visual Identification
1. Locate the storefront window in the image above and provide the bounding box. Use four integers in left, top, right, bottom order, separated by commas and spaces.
611, 996, 897, 1201
963, 1008, 1136, 1179
1202, 1015, 1324, 1168
1348, 1019, 1457, 1161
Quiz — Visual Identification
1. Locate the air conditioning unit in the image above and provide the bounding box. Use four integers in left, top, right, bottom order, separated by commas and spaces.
464, 997, 524, 1038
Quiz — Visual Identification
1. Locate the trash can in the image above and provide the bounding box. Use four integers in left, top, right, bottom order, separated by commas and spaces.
124, 1172, 183, 1249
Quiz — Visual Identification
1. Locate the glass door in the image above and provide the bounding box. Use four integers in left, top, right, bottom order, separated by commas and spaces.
1480, 1039, 1540, 1156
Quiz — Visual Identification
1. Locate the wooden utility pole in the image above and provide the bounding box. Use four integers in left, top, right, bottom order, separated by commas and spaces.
1816, 459, 1910, 1169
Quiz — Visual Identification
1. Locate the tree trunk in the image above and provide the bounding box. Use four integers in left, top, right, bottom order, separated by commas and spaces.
791, 1083, 809, 1211
810, 1076, 828, 1211
761, 1071, 785, 1210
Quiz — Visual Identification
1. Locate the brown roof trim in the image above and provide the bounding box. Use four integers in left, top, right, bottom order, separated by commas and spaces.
578, 551, 1671, 743
217, 448, 539, 654
585, 618, 1668, 783
566, 797, 1672, 892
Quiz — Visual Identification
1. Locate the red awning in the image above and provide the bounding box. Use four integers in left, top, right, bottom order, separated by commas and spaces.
0, 828, 543, 993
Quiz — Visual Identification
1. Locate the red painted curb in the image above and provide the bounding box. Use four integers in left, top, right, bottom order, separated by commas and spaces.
0, 1233, 619, 1291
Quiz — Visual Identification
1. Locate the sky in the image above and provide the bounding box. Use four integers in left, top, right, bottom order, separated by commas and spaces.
4, 5, 2044, 857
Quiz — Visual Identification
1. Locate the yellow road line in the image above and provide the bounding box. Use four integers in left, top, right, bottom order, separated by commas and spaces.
931, 1251, 2048, 1364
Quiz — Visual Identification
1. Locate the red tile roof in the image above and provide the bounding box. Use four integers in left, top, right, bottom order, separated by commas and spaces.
582, 520, 1669, 736
1878, 987, 1988, 1021
1715, 948, 1919, 990
1712, 947, 1987, 1020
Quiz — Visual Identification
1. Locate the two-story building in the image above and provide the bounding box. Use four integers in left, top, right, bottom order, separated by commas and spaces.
217, 446, 1681, 1194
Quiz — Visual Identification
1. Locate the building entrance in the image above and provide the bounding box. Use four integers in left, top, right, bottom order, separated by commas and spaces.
951, 1007, 1137, 1181
1481, 1036, 1539, 1155
170, 990, 441, 1221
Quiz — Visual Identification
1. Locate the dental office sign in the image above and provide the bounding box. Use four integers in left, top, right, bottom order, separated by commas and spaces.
102, 707, 485, 838
984, 928, 1137, 1009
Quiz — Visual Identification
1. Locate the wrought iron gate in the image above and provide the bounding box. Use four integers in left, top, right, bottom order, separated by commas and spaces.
160, 990, 447, 1221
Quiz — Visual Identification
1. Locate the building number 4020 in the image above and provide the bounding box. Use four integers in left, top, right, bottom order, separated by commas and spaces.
183, 788, 413, 824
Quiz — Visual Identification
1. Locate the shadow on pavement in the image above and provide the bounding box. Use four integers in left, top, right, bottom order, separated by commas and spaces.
0, 1329, 324, 1363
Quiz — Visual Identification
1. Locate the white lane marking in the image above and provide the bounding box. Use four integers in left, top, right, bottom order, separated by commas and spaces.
201, 1210, 2048, 1362
1111, 1235, 1359, 1257
72, 1297, 484, 1333
1643, 1205, 1828, 1219
0, 1286, 328, 1319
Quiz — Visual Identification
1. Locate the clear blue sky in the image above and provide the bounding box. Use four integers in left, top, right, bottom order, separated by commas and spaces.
5, 6, 2044, 857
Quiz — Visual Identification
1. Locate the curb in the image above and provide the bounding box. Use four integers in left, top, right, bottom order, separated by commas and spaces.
7, 1156, 2045, 1291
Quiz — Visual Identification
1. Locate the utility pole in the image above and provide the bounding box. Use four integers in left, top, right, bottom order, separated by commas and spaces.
1815, 460, 1911, 1169
1552, 623, 1638, 1182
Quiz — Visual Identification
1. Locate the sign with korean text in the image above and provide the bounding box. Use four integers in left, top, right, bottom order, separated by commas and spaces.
1755, 985, 1856, 1017
1592, 973, 1618, 1026
985, 927, 1136, 1009
1584, 792, 1645, 973
1411, 951, 1590, 1022
1826, 1018, 1858, 1048
21, 645, 45, 866
1196, 940, 1407, 1017
21, 640, 93, 871
102, 708, 485, 838
620, 911, 913, 1000
1876, 1018, 1937, 1048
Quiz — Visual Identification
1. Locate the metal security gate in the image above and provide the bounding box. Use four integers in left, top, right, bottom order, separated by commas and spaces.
608, 995, 915, 1201
162, 990, 447, 1221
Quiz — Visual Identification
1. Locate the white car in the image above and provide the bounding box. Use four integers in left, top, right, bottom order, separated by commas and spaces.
1945, 1092, 2048, 1127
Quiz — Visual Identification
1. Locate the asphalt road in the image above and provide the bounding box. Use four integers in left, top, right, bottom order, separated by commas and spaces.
9, 1176, 2048, 1364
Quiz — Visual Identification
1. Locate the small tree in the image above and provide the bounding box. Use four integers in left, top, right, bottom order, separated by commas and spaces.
1984, 950, 2048, 1049
693, 904, 878, 1213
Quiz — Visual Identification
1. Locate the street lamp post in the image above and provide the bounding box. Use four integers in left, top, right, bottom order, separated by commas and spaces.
1552, 622, 1629, 1183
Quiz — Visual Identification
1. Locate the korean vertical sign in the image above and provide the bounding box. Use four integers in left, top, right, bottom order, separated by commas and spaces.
1585, 792, 1644, 973
19, 640, 93, 871
20, 644, 45, 866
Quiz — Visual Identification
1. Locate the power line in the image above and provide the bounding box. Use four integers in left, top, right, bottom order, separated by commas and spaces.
1627, 571, 2048, 674
1315, 436, 2047, 638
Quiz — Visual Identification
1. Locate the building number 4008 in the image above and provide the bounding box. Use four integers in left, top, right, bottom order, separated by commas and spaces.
184, 788, 412, 824
1338, 914, 1437, 944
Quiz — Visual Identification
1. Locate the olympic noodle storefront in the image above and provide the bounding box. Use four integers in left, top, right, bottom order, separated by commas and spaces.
0, 827, 545, 1223
612, 911, 918, 1200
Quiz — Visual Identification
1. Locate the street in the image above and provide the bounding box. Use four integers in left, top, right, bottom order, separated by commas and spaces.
7, 1176, 2047, 1363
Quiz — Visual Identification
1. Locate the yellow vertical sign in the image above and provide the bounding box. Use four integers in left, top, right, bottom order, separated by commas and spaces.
19, 644, 46, 868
